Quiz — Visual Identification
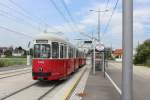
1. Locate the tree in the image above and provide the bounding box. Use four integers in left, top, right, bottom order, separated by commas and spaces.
18, 46, 23, 51
134, 39, 150, 66
4, 50, 12, 57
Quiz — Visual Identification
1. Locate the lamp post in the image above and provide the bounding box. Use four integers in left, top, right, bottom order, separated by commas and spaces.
90, 9, 109, 42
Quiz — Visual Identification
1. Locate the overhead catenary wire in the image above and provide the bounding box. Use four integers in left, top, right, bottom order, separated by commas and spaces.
0, 25, 32, 38
59, 0, 98, 41
59, 0, 77, 27
0, 2, 42, 31
8, 0, 61, 32
59, 0, 83, 32
0, 9, 41, 31
48, 0, 78, 32
102, 0, 110, 18
103, 0, 120, 34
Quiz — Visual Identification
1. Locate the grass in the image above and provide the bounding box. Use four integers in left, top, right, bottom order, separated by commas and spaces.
0, 58, 27, 67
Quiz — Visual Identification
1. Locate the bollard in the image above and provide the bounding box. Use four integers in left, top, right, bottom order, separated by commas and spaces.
27, 55, 31, 66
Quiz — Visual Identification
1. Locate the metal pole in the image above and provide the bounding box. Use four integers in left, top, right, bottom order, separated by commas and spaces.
27, 49, 31, 66
122, 0, 133, 100
104, 49, 106, 78
98, 10, 100, 42
93, 39, 95, 75
27, 41, 31, 66
102, 51, 104, 72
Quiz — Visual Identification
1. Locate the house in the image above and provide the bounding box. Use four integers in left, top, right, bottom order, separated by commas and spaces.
12, 47, 25, 57
112, 49, 123, 61
0, 47, 13, 57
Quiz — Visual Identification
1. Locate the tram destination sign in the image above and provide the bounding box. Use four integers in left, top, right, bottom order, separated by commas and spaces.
36, 40, 48, 43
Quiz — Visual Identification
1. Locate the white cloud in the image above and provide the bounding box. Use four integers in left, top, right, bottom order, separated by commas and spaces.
71, 1, 150, 48
64, 0, 72, 5
136, 0, 150, 3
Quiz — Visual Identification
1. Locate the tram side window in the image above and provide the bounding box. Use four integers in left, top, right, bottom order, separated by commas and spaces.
73, 48, 76, 58
60, 45, 63, 58
71, 48, 73, 58
63, 45, 67, 58
52, 42, 59, 58
76, 50, 79, 58
68, 47, 71, 58
70, 48, 73, 58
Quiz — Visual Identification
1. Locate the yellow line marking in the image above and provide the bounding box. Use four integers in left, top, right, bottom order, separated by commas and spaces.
61, 67, 86, 100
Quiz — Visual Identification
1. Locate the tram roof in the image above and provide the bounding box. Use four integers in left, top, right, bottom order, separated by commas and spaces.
33, 33, 86, 53
34, 33, 69, 43
33, 33, 77, 48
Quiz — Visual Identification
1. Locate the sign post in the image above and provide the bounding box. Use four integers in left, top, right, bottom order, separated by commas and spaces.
96, 42, 105, 72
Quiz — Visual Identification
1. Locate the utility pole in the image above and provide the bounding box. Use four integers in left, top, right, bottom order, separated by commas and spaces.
90, 9, 109, 42
122, 0, 133, 100
98, 9, 100, 42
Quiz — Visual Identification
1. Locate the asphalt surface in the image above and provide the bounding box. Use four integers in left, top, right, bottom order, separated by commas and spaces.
0, 65, 31, 72
106, 62, 150, 100
82, 71, 120, 100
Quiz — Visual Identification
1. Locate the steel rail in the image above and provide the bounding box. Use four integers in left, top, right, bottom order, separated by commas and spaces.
37, 82, 61, 100
0, 82, 38, 100
0, 70, 31, 79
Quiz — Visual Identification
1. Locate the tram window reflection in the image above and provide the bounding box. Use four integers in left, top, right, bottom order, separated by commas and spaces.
34, 44, 50, 58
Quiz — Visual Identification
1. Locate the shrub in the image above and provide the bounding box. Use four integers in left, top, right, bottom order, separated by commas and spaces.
0, 60, 5, 67
0, 58, 26, 67
145, 59, 150, 67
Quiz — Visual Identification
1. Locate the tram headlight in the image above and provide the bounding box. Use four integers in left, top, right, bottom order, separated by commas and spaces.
38, 67, 43, 72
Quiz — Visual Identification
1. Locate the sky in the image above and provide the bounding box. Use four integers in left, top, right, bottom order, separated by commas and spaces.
0, 0, 149, 49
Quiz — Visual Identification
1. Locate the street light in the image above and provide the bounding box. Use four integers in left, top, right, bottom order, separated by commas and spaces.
89, 9, 109, 42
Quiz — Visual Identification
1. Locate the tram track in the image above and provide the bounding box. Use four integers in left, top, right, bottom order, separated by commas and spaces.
0, 68, 31, 75
0, 81, 61, 100
0, 82, 38, 100
37, 82, 61, 100
0, 69, 31, 79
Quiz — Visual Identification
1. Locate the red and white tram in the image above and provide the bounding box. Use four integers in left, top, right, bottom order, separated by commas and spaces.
32, 33, 86, 81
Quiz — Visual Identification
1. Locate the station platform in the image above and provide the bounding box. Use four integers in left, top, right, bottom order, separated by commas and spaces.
82, 70, 121, 100
68, 62, 121, 100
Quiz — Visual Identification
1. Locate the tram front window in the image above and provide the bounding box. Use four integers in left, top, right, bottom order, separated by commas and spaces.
34, 44, 51, 58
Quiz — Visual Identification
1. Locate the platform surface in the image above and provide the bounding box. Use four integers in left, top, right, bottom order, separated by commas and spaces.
82, 70, 121, 100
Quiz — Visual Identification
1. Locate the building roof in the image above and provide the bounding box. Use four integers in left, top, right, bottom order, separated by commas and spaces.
112, 49, 123, 55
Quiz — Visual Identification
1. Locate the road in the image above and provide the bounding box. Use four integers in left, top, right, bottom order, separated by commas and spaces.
106, 61, 150, 100
0, 65, 30, 72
